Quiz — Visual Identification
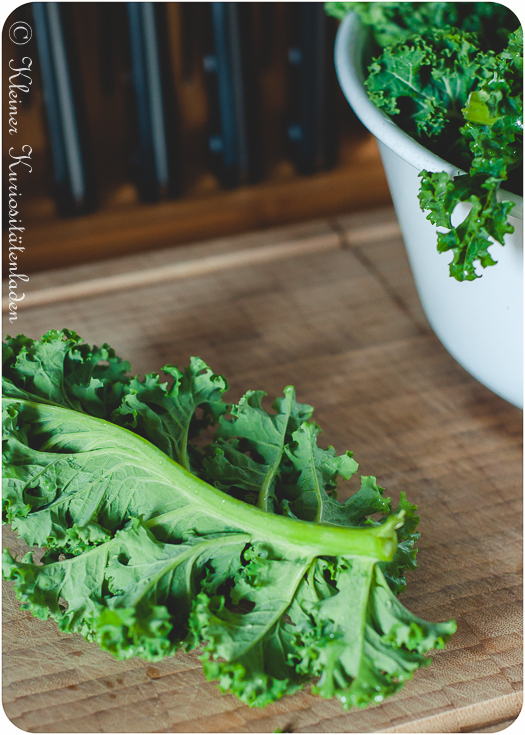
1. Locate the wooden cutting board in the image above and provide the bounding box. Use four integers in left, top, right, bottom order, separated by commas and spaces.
2, 207, 522, 733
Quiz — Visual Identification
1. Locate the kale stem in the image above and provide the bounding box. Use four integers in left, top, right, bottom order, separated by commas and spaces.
8, 399, 400, 563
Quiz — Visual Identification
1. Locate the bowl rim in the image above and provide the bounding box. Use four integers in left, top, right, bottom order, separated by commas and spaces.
334, 11, 523, 219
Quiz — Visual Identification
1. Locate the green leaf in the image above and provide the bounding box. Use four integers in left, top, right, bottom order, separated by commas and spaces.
211, 387, 314, 511
289, 559, 455, 709
3, 332, 455, 710
112, 358, 228, 471
3, 329, 130, 417
3, 518, 249, 660
380, 492, 420, 595
281, 422, 383, 524
419, 170, 515, 280
194, 546, 310, 706
349, 3, 522, 281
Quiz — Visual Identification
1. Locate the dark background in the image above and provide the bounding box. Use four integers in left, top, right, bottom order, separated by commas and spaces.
3, 2, 391, 272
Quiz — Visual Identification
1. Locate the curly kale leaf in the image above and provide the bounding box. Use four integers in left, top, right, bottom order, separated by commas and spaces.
326, 3, 463, 46
327, 3, 519, 50
418, 27, 522, 280
203, 387, 314, 510
288, 557, 453, 708
3, 331, 456, 710
2, 329, 131, 416
332, 3, 522, 281
366, 29, 491, 141
111, 358, 229, 471
418, 170, 516, 280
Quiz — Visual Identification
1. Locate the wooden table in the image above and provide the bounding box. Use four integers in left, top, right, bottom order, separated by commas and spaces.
2, 206, 522, 733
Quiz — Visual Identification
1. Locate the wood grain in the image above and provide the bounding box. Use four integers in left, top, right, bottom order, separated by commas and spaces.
2, 221, 400, 312
2, 206, 522, 733
2, 135, 390, 274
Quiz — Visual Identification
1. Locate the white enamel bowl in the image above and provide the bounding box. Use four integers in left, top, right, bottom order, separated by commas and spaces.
335, 12, 523, 408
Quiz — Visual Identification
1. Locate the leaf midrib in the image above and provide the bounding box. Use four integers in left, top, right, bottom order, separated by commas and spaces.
4, 398, 399, 562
